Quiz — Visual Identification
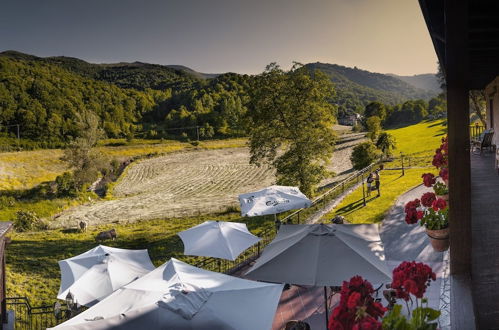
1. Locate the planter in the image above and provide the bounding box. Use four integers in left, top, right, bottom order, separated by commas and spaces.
426, 227, 449, 252
437, 194, 449, 202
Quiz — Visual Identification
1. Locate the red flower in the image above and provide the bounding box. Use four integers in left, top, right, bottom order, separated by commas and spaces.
432, 198, 447, 211
328, 276, 386, 330
404, 199, 421, 224
439, 167, 448, 181
421, 192, 436, 207
347, 292, 361, 309
391, 261, 436, 301
422, 173, 436, 187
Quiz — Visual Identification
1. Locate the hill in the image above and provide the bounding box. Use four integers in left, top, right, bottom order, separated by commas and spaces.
306, 63, 437, 113
0, 51, 439, 146
388, 73, 441, 93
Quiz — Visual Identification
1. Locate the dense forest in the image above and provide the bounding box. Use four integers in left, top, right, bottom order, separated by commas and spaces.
0, 51, 439, 148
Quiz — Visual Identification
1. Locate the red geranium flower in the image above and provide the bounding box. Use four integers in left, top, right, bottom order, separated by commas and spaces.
421, 192, 436, 207
431, 198, 447, 211
391, 261, 436, 301
422, 173, 436, 187
439, 167, 448, 181
404, 199, 421, 224
328, 276, 386, 330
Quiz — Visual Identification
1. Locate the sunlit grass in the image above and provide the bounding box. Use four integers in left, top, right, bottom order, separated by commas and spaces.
321, 120, 446, 224
321, 168, 430, 223
386, 119, 446, 157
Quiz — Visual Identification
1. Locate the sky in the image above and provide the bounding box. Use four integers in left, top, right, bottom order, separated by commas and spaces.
0, 0, 438, 75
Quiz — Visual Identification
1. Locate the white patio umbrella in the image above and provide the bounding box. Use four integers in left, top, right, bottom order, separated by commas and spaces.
57, 245, 155, 307
239, 185, 312, 222
245, 223, 391, 325
178, 220, 261, 261
50, 258, 284, 330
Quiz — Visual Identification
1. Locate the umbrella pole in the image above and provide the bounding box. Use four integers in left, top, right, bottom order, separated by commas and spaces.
324, 286, 329, 327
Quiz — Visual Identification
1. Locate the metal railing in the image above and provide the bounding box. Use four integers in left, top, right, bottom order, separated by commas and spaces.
470, 124, 485, 139
5, 297, 71, 330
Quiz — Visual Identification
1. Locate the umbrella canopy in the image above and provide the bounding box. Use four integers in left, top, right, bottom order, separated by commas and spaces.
239, 185, 312, 217
245, 223, 391, 286
178, 221, 261, 261
50, 258, 284, 330
57, 245, 155, 307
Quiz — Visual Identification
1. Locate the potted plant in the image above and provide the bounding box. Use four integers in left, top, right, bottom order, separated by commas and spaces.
383, 261, 440, 329
329, 262, 441, 330
405, 195, 449, 252
433, 182, 449, 201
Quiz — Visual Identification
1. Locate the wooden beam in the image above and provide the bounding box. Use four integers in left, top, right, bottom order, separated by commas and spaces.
445, 0, 471, 276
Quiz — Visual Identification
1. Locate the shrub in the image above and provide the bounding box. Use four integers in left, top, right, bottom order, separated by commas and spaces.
0, 196, 16, 208
350, 142, 380, 170
14, 211, 47, 232
55, 172, 78, 197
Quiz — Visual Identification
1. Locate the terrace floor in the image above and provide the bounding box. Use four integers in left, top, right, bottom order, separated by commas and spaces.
470, 151, 499, 329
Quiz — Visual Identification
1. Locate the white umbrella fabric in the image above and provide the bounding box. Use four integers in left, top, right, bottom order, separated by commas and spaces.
245, 223, 391, 326
50, 258, 284, 330
57, 245, 155, 307
178, 221, 261, 261
238, 185, 312, 217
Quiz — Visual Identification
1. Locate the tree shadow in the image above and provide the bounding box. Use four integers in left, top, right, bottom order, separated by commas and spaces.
334, 196, 378, 217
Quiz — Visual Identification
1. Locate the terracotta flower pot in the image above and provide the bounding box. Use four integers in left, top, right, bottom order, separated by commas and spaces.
437, 194, 449, 202
426, 227, 450, 252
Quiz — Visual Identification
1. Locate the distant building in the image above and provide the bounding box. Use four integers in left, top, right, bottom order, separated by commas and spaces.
338, 113, 362, 126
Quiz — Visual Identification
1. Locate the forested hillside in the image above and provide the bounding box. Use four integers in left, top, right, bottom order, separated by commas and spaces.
0, 51, 438, 148
388, 73, 441, 93
305, 63, 436, 114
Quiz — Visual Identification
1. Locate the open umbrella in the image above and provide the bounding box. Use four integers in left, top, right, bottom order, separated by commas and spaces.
50, 258, 284, 330
57, 245, 155, 307
178, 220, 261, 261
239, 185, 312, 227
245, 223, 391, 325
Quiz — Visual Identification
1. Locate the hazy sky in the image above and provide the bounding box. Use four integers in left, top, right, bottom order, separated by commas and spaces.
0, 0, 437, 75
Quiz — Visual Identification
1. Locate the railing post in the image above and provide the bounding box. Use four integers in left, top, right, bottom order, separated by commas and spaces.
362, 173, 366, 206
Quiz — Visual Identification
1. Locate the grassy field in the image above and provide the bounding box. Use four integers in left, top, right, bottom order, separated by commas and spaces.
387, 119, 447, 157
0, 138, 247, 191
321, 120, 446, 224
7, 211, 273, 305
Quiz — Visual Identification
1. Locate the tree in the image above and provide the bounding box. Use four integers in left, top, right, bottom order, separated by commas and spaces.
247, 63, 337, 196
366, 116, 382, 141
376, 132, 397, 157
365, 102, 387, 122
350, 142, 380, 170
469, 90, 486, 125
62, 111, 109, 188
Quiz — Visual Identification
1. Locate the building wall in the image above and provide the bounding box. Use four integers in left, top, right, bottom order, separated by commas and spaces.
485, 77, 499, 146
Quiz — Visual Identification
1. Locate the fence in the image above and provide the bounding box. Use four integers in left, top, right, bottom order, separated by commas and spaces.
470, 124, 485, 139
5, 297, 74, 330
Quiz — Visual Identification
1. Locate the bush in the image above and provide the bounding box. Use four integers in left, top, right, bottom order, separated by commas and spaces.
351, 141, 381, 170
14, 211, 47, 232
0, 196, 16, 208
55, 172, 78, 197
